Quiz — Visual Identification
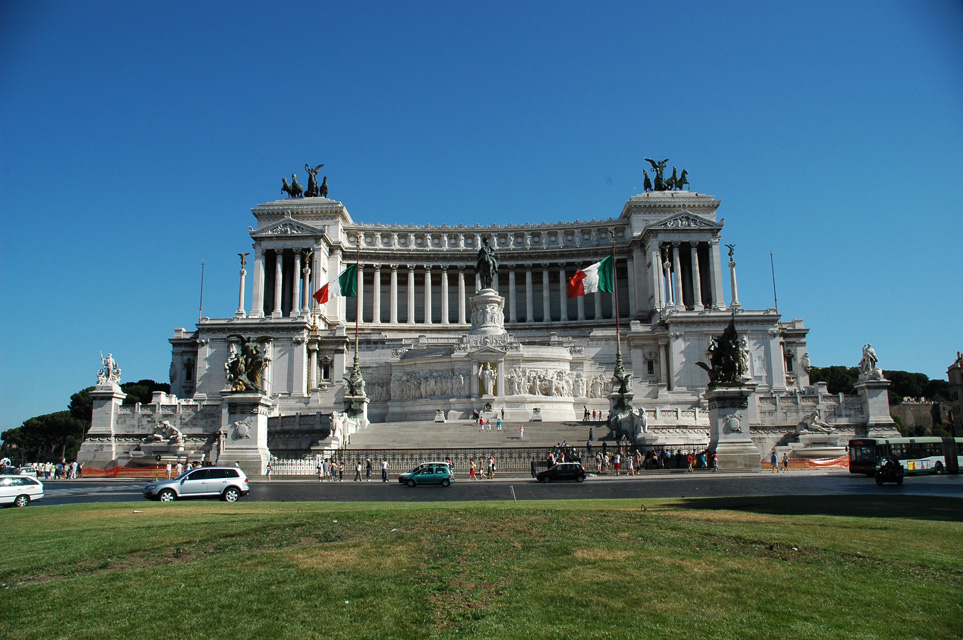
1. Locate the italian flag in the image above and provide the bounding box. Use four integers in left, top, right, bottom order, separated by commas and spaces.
313, 264, 358, 304
567, 255, 614, 298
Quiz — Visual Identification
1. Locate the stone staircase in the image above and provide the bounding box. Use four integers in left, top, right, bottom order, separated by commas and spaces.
345, 419, 606, 450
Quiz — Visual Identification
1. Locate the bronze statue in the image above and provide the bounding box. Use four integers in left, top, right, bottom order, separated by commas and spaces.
319, 175, 328, 198
643, 158, 689, 191
281, 173, 303, 198
225, 336, 271, 393
696, 318, 749, 387
643, 170, 652, 192
644, 158, 668, 191
476, 237, 498, 290
304, 164, 324, 197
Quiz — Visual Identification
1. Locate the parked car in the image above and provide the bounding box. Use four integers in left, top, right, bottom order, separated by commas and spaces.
0, 475, 44, 507
536, 462, 587, 483
398, 462, 454, 487
144, 467, 250, 502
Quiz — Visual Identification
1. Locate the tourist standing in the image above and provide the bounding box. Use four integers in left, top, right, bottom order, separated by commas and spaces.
165, 462, 172, 479
266, 463, 272, 482
781, 453, 790, 472
469, 458, 477, 480
519, 425, 524, 439
365, 458, 372, 481
381, 458, 389, 482
770, 450, 778, 473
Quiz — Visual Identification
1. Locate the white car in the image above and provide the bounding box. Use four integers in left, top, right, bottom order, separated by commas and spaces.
0, 475, 44, 507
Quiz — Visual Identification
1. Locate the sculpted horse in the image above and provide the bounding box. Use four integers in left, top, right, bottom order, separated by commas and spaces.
676, 169, 689, 191
319, 175, 328, 198
282, 174, 303, 198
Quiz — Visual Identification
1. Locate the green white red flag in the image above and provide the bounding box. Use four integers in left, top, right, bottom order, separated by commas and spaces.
313, 264, 358, 304
567, 255, 614, 298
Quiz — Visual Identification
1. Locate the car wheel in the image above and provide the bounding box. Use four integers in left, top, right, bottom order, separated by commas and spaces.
875, 475, 884, 486
406, 479, 416, 487
544, 476, 551, 483
576, 475, 586, 483
222, 487, 241, 502
158, 489, 176, 502
441, 479, 450, 487
13, 494, 30, 508
935, 462, 944, 474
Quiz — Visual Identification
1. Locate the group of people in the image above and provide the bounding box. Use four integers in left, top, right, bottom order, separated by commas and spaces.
164, 460, 204, 478
467, 455, 497, 480
314, 458, 392, 482
3, 460, 82, 479
769, 451, 791, 472
589, 447, 717, 474
476, 416, 524, 438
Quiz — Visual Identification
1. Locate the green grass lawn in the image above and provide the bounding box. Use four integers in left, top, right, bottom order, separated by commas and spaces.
2, 496, 961, 640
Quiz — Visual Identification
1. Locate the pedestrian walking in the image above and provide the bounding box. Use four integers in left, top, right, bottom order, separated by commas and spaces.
770, 450, 778, 473
354, 461, 362, 481
381, 458, 389, 482
266, 463, 272, 482
519, 425, 524, 439
781, 453, 790, 472
365, 458, 372, 481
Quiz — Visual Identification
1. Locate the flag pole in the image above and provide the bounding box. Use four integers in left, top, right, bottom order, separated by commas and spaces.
354, 235, 361, 357
611, 232, 620, 348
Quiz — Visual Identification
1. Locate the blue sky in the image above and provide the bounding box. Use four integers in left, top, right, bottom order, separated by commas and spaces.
1, 1, 961, 431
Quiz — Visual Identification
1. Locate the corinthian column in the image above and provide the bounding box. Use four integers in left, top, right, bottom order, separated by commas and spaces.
372, 265, 382, 323
292, 251, 303, 315
407, 265, 416, 324
424, 265, 433, 324
250, 247, 265, 318
440, 266, 450, 325
458, 267, 467, 324
672, 243, 683, 310
690, 244, 704, 311
390, 265, 398, 324
272, 251, 283, 318
542, 266, 551, 323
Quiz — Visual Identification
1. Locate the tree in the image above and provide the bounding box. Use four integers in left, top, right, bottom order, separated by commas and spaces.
807, 366, 858, 395
69, 386, 94, 422
0, 411, 87, 464
121, 379, 171, 406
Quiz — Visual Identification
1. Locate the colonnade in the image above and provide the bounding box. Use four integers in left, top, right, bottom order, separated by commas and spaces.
650, 239, 726, 312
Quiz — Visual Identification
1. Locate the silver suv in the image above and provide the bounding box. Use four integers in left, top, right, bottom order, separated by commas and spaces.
144, 466, 250, 502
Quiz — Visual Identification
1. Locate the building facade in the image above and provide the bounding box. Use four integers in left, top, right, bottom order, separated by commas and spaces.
79, 184, 899, 471
168, 190, 810, 424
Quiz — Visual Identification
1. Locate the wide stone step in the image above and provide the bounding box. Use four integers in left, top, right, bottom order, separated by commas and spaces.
346, 420, 606, 450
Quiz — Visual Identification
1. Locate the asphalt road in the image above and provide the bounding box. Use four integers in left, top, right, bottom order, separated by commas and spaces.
29, 470, 963, 507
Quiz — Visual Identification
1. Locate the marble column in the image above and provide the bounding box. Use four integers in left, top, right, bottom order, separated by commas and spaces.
440, 266, 450, 325
308, 345, 318, 390
407, 265, 416, 324
710, 238, 727, 310
558, 266, 568, 321
508, 267, 518, 322
292, 251, 303, 315
424, 265, 433, 324
389, 265, 399, 324
525, 265, 534, 323
372, 265, 382, 323
672, 244, 684, 310
235, 261, 247, 318
457, 267, 467, 324
542, 266, 551, 322
356, 264, 364, 324
577, 293, 585, 321
593, 280, 602, 319
728, 247, 741, 309
272, 251, 283, 318
301, 253, 312, 315
250, 248, 265, 318
690, 244, 704, 311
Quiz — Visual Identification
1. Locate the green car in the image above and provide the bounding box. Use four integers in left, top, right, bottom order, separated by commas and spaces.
398, 462, 454, 487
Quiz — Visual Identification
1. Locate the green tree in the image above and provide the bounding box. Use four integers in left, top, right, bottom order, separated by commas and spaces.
807, 366, 858, 395
69, 386, 94, 422
0, 411, 87, 464
121, 379, 171, 405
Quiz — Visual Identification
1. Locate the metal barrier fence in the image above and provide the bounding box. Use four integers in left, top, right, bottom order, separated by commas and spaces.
268, 444, 714, 477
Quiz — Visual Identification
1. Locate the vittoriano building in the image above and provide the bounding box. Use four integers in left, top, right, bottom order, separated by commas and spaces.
80, 175, 899, 473
169, 188, 811, 422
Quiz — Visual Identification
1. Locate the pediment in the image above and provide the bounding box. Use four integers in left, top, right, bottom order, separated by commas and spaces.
250, 214, 325, 238
648, 211, 722, 231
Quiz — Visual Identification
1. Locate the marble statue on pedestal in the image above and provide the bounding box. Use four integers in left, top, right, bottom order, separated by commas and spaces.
97, 352, 121, 385
858, 344, 885, 381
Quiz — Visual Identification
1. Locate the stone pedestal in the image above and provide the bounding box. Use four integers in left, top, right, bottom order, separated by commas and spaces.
469, 288, 505, 336
855, 379, 895, 432
220, 393, 271, 476
77, 383, 127, 467
706, 384, 761, 473
344, 394, 369, 426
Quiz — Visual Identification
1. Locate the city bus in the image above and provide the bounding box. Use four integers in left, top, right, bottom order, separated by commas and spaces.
848, 437, 962, 476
